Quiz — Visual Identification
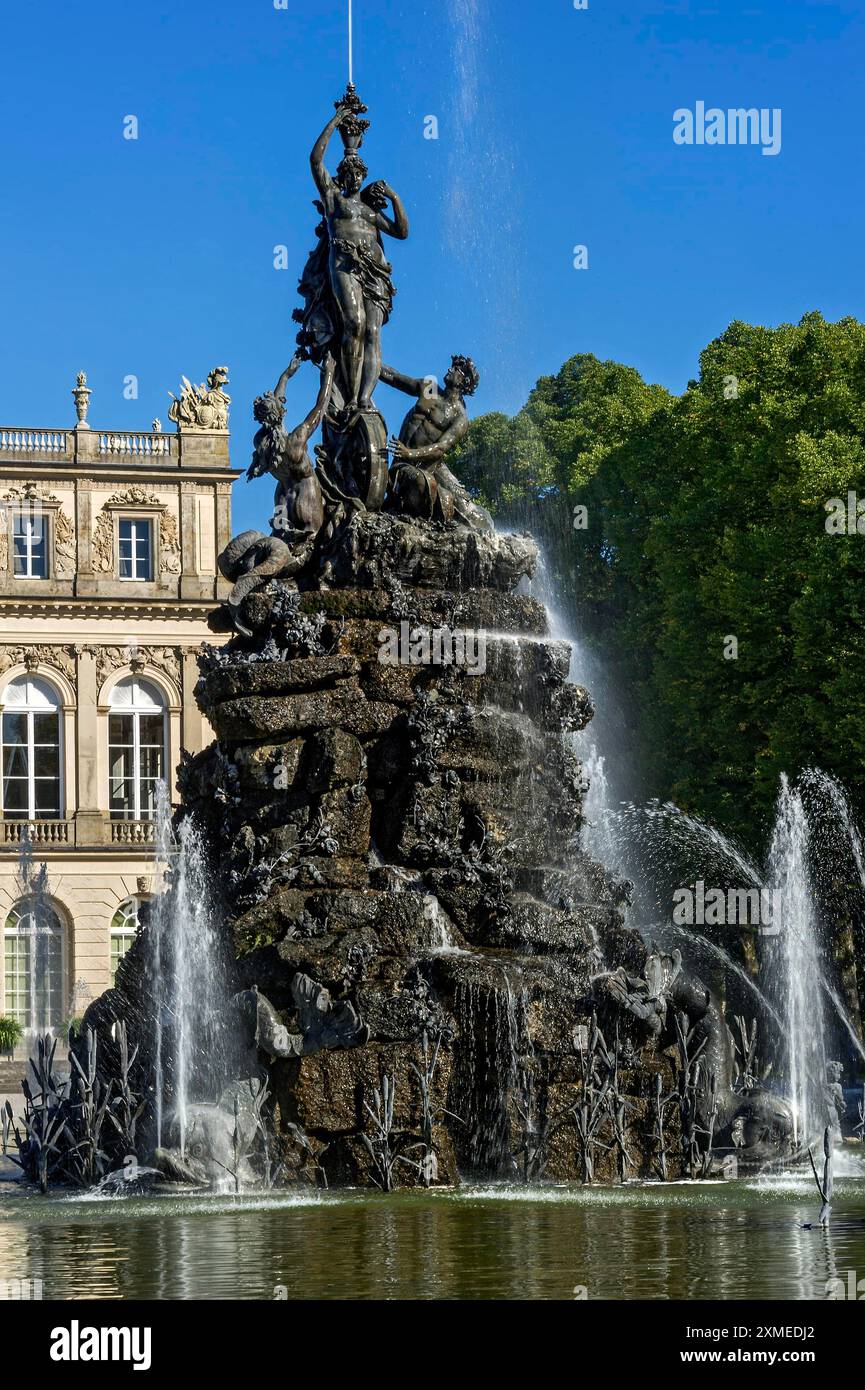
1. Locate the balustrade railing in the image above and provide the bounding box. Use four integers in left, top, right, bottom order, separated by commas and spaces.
98, 431, 175, 458
0, 428, 70, 456
109, 819, 156, 846
0, 819, 73, 846
0, 817, 160, 848
0, 427, 176, 462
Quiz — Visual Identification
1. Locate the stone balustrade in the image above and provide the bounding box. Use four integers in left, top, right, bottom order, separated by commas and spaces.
98, 431, 176, 458
0, 819, 73, 846
0, 428, 71, 457
0, 427, 175, 463
108, 819, 156, 846
0, 818, 159, 850
0, 426, 226, 468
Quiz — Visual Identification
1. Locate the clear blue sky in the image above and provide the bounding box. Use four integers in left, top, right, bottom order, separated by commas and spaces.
0, 0, 861, 533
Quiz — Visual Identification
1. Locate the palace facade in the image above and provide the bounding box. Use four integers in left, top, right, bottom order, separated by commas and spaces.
0, 373, 238, 1048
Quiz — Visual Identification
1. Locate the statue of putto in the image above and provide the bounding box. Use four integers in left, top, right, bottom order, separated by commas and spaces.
248, 351, 334, 538
168, 366, 231, 431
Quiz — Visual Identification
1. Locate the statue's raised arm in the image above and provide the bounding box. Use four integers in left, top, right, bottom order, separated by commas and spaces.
379, 363, 425, 396
310, 106, 350, 201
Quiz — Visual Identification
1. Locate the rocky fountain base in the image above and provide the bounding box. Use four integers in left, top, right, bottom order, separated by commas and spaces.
73, 510, 792, 1190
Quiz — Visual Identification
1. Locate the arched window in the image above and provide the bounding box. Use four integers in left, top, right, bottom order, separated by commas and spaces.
3, 899, 65, 1033
110, 897, 142, 983
108, 678, 165, 821
1, 677, 62, 821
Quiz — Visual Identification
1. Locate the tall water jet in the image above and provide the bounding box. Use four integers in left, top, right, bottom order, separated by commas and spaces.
147, 785, 234, 1156
150, 786, 173, 1148
765, 776, 827, 1147
13, 835, 57, 1049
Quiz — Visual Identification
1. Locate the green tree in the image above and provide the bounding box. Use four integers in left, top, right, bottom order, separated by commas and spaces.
455, 316, 865, 847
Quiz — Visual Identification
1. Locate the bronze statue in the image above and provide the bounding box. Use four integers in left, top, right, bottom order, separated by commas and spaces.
303, 93, 408, 413
248, 352, 335, 538
382, 356, 493, 531
292, 87, 407, 510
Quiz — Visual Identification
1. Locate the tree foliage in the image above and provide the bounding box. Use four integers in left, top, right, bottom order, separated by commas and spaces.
453, 314, 865, 846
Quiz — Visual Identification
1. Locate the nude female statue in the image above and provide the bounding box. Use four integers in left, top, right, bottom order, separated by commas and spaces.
307, 104, 409, 413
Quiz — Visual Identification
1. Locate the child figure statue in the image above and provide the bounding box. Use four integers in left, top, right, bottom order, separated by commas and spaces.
248, 353, 336, 539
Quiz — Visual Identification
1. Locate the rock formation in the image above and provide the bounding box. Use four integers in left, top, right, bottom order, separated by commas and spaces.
70, 503, 798, 1188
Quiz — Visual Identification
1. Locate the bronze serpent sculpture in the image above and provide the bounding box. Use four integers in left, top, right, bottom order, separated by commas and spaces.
217, 529, 315, 637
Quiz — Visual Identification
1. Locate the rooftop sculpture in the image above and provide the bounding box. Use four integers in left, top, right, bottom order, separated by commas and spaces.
168, 367, 231, 432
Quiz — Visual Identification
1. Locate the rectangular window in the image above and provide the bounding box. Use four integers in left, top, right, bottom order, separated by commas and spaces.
2, 708, 61, 821
110, 932, 135, 984
12, 512, 48, 579
118, 518, 153, 581
108, 711, 164, 820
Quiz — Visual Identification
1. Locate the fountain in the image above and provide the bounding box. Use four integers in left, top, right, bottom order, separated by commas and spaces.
4, 75, 861, 1199
604, 769, 865, 1160
12, 837, 58, 1052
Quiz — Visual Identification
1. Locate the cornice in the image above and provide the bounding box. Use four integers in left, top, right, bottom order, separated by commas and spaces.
0, 597, 221, 621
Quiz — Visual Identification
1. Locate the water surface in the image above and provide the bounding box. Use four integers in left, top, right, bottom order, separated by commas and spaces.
3, 1174, 865, 1300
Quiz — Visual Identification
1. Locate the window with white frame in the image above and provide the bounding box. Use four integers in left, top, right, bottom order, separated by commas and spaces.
1, 677, 62, 820
12, 510, 49, 578
4, 899, 65, 1033
118, 517, 153, 581
110, 897, 142, 983
108, 678, 165, 820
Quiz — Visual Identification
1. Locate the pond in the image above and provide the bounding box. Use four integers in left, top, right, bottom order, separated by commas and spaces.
2, 1169, 865, 1300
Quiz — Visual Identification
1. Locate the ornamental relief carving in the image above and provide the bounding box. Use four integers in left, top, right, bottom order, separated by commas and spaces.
0, 644, 77, 685
95, 644, 182, 691
91, 509, 114, 573
91, 489, 181, 576
159, 511, 182, 575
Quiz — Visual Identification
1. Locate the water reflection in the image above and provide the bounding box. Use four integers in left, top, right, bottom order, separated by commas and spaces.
2, 1182, 865, 1300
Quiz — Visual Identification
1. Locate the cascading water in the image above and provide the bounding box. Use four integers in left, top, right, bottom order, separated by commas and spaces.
528, 538, 865, 1152
582, 745, 618, 870
454, 970, 530, 1175
527, 549, 635, 884
151, 789, 172, 1147
148, 784, 233, 1156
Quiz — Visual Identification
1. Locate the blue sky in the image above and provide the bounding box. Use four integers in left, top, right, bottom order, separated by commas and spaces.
0, 0, 862, 533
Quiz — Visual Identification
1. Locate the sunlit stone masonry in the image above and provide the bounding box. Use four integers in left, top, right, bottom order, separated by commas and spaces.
0, 371, 237, 1053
